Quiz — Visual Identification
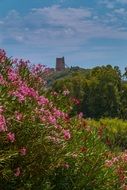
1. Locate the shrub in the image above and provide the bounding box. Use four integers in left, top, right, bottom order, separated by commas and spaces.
88, 118, 127, 150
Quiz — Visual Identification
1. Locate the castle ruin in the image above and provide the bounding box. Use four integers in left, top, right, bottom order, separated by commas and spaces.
56, 57, 65, 71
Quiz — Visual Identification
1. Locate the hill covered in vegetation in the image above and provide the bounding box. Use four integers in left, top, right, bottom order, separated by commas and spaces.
49, 65, 127, 120
46, 67, 91, 86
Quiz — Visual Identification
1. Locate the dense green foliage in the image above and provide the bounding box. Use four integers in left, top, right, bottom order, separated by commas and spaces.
52, 65, 127, 119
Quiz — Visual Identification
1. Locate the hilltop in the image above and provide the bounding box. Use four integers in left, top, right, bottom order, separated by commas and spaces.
46, 66, 91, 86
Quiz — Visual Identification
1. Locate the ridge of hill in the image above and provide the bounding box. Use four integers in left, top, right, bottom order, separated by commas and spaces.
47, 67, 91, 86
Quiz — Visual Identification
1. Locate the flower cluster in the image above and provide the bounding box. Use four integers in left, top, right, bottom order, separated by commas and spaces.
0, 49, 72, 180
105, 151, 127, 189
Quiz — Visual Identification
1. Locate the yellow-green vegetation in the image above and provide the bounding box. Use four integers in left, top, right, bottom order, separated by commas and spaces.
88, 118, 127, 151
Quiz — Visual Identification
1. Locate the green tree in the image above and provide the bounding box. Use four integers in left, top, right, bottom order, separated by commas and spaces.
82, 65, 121, 118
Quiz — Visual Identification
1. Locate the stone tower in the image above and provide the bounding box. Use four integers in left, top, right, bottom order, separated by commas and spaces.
56, 57, 65, 71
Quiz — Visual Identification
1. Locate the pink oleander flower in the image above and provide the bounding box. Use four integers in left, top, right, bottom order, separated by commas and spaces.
122, 184, 127, 190
48, 136, 59, 143
14, 167, 21, 177
7, 69, 18, 81
19, 84, 31, 96
18, 59, 29, 68
32, 64, 44, 74
0, 114, 7, 132
48, 115, 56, 125
72, 98, 80, 105
63, 89, 70, 96
37, 96, 49, 106
63, 129, 71, 140
10, 83, 37, 101
15, 111, 23, 121
53, 108, 65, 118
12, 58, 18, 65
55, 125, 62, 130
11, 91, 25, 102
40, 116, 47, 123
51, 91, 58, 96
19, 147, 27, 156
105, 160, 114, 168
117, 167, 125, 183
63, 163, 69, 169
78, 112, 83, 119
29, 88, 38, 98
7, 132, 15, 142
121, 151, 127, 162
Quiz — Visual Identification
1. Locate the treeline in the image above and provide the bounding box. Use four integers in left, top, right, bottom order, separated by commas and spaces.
51, 65, 127, 119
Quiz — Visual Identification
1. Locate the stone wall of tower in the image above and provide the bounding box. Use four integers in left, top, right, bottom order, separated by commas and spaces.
56, 57, 65, 71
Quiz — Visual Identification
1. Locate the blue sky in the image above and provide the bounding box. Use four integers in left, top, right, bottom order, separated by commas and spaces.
0, 0, 127, 71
